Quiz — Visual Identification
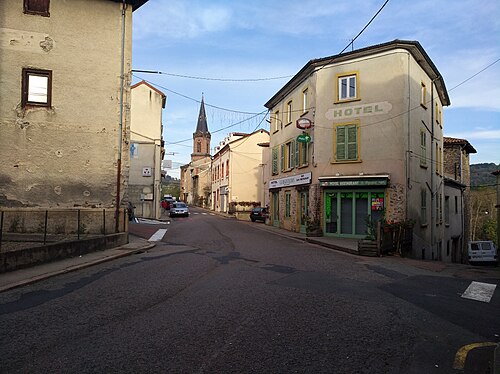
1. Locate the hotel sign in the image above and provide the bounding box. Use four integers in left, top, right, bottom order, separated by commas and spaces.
325, 101, 392, 120
270, 172, 312, 189
319, 178, 388, 187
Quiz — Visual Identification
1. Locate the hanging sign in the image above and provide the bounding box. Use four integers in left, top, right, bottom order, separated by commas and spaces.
296, 118, 313, 129
296, 133, 311, 143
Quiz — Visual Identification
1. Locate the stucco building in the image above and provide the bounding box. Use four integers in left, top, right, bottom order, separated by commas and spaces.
0, 0, 147, 227
180, 97, 212, 206
129, 80, 166, 220
264, 40, 451, 259
211, 130, 270, 214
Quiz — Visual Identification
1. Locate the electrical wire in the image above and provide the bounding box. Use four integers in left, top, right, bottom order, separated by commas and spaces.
132, 69, 293, 82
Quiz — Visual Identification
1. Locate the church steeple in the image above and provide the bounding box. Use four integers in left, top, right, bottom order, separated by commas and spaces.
191, 95, 211, 161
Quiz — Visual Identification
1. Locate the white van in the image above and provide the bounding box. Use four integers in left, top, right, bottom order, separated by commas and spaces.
468, 241, 498, 265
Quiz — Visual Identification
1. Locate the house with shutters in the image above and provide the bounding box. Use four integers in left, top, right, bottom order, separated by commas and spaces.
129, 80, 166, 220
211, 130, 270, 214
264, 40, 453, 260
0, 0, 147, 230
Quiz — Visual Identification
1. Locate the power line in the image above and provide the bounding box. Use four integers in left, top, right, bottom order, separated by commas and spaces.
132, 69, 293, 82
339, 0, 391, 54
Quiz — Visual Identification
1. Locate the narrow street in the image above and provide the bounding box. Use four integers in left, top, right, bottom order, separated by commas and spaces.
0, 208, 498, 373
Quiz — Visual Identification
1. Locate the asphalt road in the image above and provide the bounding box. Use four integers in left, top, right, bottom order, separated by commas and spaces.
0, 207, 498, 373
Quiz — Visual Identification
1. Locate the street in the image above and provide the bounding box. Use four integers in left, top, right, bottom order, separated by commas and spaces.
0, 207, 499, 373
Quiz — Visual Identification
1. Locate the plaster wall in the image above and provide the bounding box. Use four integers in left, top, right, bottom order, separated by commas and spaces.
0, 0, 133, 208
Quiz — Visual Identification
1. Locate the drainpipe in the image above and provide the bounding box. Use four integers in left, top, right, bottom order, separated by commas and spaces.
115, 1, 127, 232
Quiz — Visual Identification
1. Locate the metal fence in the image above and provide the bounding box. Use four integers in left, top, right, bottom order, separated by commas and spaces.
0, 208, 129, 252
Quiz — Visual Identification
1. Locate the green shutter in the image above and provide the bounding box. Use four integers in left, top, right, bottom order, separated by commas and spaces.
347, 125, 357, 160
294, 140, 300, 167
280, 144, 285, 171
336, 126, 346, 160
272, 147, 278, 174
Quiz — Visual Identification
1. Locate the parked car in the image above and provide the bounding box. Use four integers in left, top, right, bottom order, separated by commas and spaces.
250, 207, 268, 222
169, 202, 189, 217
468, 240, 498, 265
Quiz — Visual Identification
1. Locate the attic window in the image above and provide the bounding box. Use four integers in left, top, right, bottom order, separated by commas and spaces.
24, 0, 50, 17
22, 68, 52, 107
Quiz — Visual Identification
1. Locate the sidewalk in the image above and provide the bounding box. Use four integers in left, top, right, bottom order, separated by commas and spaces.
0, 235, 155, 293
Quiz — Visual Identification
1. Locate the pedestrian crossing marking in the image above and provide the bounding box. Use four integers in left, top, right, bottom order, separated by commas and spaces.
148, 229, 167, 242
461, 281, 496, 303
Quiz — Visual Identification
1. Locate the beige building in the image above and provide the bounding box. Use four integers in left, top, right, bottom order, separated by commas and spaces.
0, 0, 147, 223
265, 40, 451, 259
211, 130, 270, 214
180, 97, 212, 206
129, 81, 166, 219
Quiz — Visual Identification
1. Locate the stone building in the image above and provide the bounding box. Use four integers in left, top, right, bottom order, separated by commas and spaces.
180, 97, 212, 206
0, 0, 147, 230
442, 137, 476, 262
264, 40, 451, 259
211, 130, 270, 214
129, 81, 166, 220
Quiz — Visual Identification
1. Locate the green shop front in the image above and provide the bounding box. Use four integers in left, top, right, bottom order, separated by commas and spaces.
319, 175, 389, 238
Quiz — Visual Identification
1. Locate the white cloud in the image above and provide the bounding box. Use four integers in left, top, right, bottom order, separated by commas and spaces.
133, 0, 231, 40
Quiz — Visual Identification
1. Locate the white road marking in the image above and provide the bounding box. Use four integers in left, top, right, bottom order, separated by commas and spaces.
461, 281, 497, 303
148, 229, 167, 242
202, 213, 207, 215
137, 218, 168, 225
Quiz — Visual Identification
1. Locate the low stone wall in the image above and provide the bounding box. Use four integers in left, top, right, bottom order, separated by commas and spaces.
0, 233, 128, 273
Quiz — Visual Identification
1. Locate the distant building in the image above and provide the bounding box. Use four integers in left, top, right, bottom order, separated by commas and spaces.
180, 97, 212, 206
264, 40, 451, 259
443, 137, 476, 262
129, 81, 166, 219
211, 130, 270, 214
0, 0, 147, 221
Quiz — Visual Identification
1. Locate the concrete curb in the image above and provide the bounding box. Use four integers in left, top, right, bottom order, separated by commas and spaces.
0, 241, 156, 293
494, 343, 500, 374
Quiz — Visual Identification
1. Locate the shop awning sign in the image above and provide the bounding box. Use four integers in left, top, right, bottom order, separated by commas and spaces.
296, 133, 311, 143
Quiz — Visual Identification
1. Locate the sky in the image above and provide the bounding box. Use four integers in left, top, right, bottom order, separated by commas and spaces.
131, 0, 500, 179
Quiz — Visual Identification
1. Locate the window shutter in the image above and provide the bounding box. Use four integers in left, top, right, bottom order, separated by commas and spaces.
280, 144, 285, 171
272, 147, 278, 174
336, 126, 346, 160
347, 125, 357, 160
294, 140, 300, 167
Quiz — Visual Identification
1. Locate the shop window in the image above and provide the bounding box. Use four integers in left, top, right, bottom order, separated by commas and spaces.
336, 72, 358, 102
334, 123, 358, 162
22, 68, 52, 107
24, 0, 50, 17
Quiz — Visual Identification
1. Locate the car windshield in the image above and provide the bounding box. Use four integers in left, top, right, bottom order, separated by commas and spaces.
175, 203, 186, 208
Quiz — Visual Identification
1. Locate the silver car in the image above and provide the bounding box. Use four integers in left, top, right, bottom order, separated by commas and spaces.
169, 202, 189, 217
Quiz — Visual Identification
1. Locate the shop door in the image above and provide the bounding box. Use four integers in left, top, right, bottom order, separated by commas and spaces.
325, 192, 338, 234
299, 191, 309, 233
272, 192, 280, 227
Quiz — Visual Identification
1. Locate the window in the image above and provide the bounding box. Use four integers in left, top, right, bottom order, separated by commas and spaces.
24, 0, 50, 17
226, 160, 229, 177
421, 82, 427, 108
22, 68, 52, 107
285, 141, 294, 170
221, 163, 224, 179
435, 102, 439, 125
334, 123, 358, 162
337, 73, 358, 101
421, 189, 427, 225
285, 191, 291, 218
455, 196, 458, 214
196, 140, 201, 153
302, 88, 308, 113
286, 100, 293, 124
272, 147, 279, 175
420, 130, 427, 167
273, 110, 280, 132
298, 141, 308, 167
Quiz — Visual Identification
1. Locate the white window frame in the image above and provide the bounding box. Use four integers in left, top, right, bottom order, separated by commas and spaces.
337, 73, 357, 101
